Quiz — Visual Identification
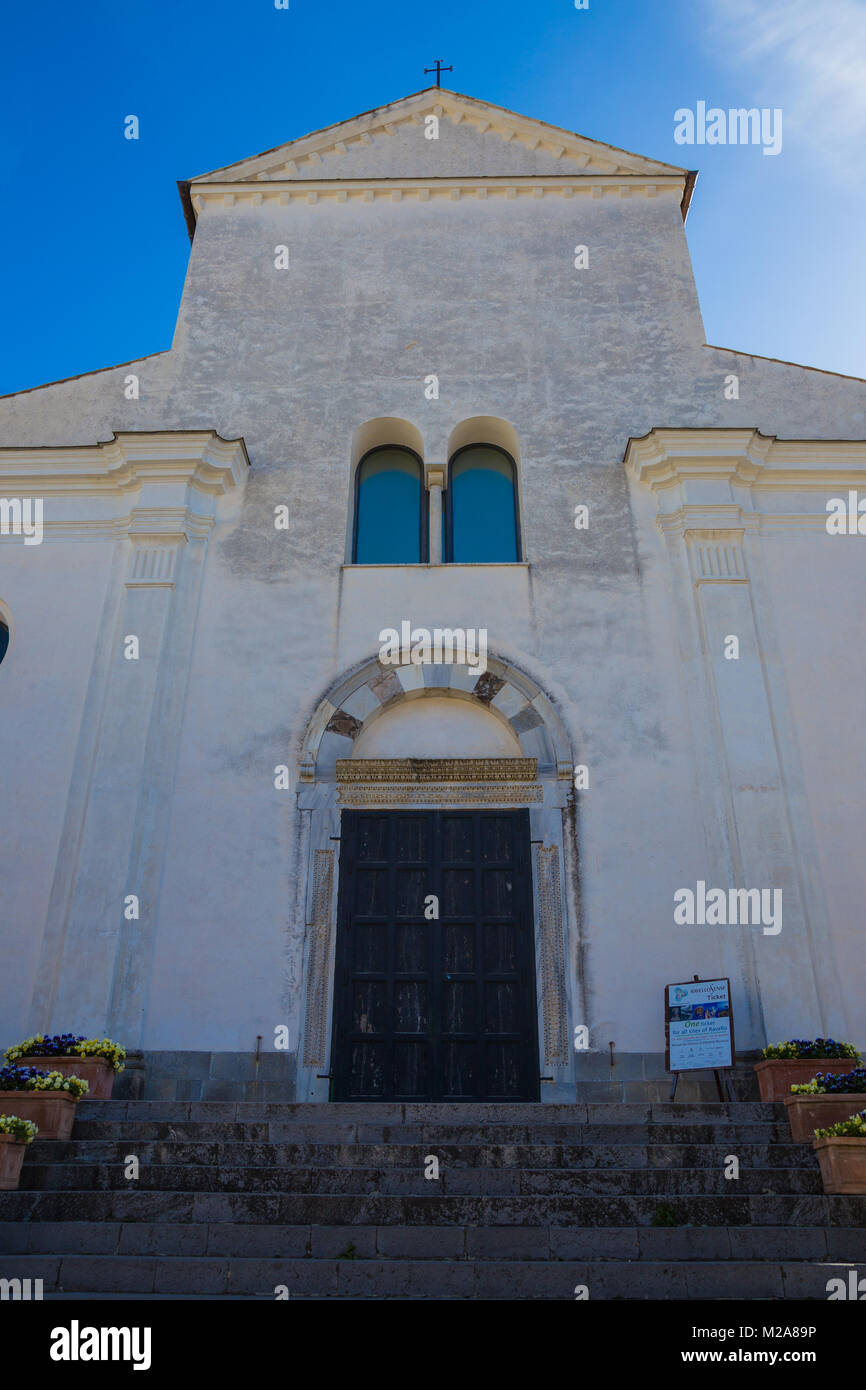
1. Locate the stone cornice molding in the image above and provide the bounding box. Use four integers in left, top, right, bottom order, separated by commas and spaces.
0, 514, 218, 544
0, 430, 248, 544
0, 430, 249, 496
126, 507, 216, 541
626, 429, 866, 491
626, 429, 866, 532
191, 176, 681, 215
656, 509, 755, 539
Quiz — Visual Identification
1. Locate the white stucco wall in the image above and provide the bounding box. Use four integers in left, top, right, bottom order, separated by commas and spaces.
1, 94, 864, 1073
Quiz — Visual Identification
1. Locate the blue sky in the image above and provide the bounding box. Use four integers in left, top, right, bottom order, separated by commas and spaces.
2, 0, 865, 396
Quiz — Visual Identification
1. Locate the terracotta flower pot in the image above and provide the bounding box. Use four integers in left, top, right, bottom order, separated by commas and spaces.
0, 1091, 78, 1140
755, 1058, 861, 1102
813, 1136, 866, 1194
26, 1054, 114, 1099
0, 1134, 28, 1190
784, 1093, 866, 1142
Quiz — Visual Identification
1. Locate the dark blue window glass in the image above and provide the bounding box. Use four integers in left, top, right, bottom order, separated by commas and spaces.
448, 446, 519, 562
354, 447, 424, 563
0, 621, 8, 667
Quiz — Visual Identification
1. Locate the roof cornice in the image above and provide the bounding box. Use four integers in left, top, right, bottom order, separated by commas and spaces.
625, 427, 866, 535
0, 430, 250, 496
626, 428, 866, 488
188, 174, 683, 218
179, 88, 692, 238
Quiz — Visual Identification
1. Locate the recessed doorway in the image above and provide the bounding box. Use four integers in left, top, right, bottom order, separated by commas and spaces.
331, 809, 539, 1102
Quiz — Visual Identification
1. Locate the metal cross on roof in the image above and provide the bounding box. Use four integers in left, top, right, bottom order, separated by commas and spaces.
424, 59, 453, 88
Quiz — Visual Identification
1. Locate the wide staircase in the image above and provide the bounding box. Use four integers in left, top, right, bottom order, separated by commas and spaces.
1, 1100, 864, 1299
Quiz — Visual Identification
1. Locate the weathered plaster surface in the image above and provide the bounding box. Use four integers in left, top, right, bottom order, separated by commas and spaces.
0, 96, 863, 1081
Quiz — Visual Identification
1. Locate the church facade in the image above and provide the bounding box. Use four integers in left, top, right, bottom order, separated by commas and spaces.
1, 88, 864, 1103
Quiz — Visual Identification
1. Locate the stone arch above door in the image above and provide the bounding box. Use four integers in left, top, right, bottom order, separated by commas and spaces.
294, 652, 579, 1105
299, 653, 573, 783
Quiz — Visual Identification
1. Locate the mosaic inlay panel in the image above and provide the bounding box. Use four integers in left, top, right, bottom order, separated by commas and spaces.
302, 849, 335, 1068
536, 844, 568, 1065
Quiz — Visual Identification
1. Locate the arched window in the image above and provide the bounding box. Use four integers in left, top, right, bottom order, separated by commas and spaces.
446, 444, 520, 562
352, 446, 427, 564
0, 620, 8, 667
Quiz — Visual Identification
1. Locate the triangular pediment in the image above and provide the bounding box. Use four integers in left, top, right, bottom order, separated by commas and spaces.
190, 88, 686, 185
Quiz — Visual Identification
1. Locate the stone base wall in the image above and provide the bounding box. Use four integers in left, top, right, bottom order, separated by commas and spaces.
114, 1051, 298, 1102
114, 1050, 761, 1102
569, 1052, 761, 1103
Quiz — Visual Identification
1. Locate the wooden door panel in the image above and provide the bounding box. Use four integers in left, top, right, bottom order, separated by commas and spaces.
332, 809, 538, 1101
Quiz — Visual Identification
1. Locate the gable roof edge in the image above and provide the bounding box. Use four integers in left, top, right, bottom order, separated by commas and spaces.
186, 87, 690, 185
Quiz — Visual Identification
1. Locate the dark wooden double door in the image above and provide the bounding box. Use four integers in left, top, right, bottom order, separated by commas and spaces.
332, 810, 539, 1102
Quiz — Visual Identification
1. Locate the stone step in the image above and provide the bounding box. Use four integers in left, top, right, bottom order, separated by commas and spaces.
3, 1089, 856, 1302
3, 1220, 861, 1261
17, 1163, 823, 1196
68, 1121, 796, 1146
2, 1253, 863, 1299
28, 1139, 820, 1169
75, 1101, 782, 1124
2, 1187, 863, 1226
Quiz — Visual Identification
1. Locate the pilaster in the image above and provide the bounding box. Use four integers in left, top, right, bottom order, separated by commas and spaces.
12, 431, 250, 1041
626, 428, 855, 1041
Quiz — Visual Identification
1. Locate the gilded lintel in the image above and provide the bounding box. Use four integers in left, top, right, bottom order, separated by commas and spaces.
336, 757, 538, 784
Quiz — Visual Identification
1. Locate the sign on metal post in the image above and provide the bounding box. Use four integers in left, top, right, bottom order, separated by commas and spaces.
665, 976, 734, 1099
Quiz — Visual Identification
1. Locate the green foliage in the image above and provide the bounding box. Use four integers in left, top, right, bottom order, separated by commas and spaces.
815, 1110, 866, 1139
790, 1068, 866, 1096
0, 1066, 89, 1099
761, 1038, 861, 1062
74, 1039, 126, 1072
651, 1203, 680, 1227
3, 1034, 126, 1073
0, 1114, 38, 1143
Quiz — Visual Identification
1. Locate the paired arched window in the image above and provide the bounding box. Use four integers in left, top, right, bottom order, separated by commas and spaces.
352, 446, 427, 564
0, 620, 8, 667
445, 444, 520, 563
351, 438, 521, 564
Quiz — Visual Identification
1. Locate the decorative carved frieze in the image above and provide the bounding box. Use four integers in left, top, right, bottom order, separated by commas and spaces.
338, 782, 543, 806
337, 757, 537, 783
189, 178, 683, 212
